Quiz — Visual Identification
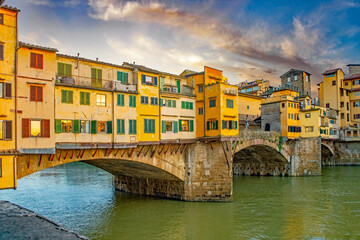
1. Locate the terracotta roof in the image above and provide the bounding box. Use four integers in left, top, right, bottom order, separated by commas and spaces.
19, 42, 58, 52
57, 53, 132, 70
343, 73, 360, 81
0, 5, 20, 12
123, 62, 187, 78
280, 69, 311, 78
322, 68, 342, 75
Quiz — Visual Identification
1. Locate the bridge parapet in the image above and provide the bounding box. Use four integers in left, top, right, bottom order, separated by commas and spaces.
238, 129, 280, 141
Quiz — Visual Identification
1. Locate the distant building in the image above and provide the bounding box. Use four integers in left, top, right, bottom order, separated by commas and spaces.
237, 93, 264, 129
237, 79, 270, 96
280, 69, 311, 97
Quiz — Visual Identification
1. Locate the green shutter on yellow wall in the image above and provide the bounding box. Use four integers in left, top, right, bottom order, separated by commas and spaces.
91, 120, 97, 134
190, 120, 194, 132
55, 119, 62, 133
58, 63, 64, 77
162, 121, 166, 133
80, 92, 84, 105
179, 120, 182, 132
176, 80, 181, 93
85, 92, 90, 105
173, 121, 178, 133
73, 120, 80, 133
106, 121, 112, 134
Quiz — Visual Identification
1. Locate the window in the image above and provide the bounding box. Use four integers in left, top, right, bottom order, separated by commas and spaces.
291, 103, 294, 108
222, 120, 237, 130
282, 103, 285, 108
117, 119, 125, 134
347, 113, 350, 122
341, 113, 344, 119
91, 68, 102, 88
252, 86, 258, 91
288, 103, 291, 107
129, 95, 136, 107
226, 99, 234, 108
208, 120, 218, 130
150, 97, 158, 105
240, 89, 245, 93
117, 94, 124, 106
80, 92, 90, 105
160, 77, 165, 90
0, 44, 3, 61
198, 85, 203, 93
354, 114, 360, 119
345, 82, 349, 86
166, 121, 173, 132
30, 53, 43, 69
144, 119, 155, 133
305, 127, 314, 132
0, 120, 12, 140
97, 121, 106, 133
141, 96, 149, 104
162, 99, 176, 108
0, 158, 2, 178
247, 105, 249, 110
179, 120, 190, 132
80, 120, 90, 133
246, 88, 251, 93
294, 76, 297, 81
355, 91, 359, 96
288, 126, 301, 133
354, 101, 360, 107
326, 74, 335, 78
347, 102, 349, 110
129, 119, 137, 134
29, 85, 43, 102
96, 94, 106, 106
198, 107, 203, 115
306, 75, 309, 82
0, 82, 12, 98
141, 74, 158, 86
57, 62, 72, 77
209, 99, 216, 108
0, 13, 3, 25
332, 80, 336, 86
340, 102, 344, 108
326, 103, 330, 108
117, 71, 128, 84
353, 80, 360, 85
340, 89, 344, 96
305, 113, 311, 118
287, 77, 290, 83
181, 101, 193, 109
61, 90, 73, 104
61, 120, 73, 133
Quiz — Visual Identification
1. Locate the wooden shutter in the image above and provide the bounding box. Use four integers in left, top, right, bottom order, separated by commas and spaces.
176, 80, 181, 93
154, 77, 157, 86
0, 44, 3, 61
91, 120, 97, 134
57, 63, 64, 77
30, 53, 36, 68
173, 121, 178, 133
42, 119, 50, 138
117, 119, 120, 134
80, 92, 84, 105
68, 91, 73, 103
91, 68, 97, 87
73, 120, 80, 133
85, 92, 90, 105
190, 120, 194, 132
133, 120, 137, 134
222, 120, 226, 129
37, 86, 43, 102
129, 120, 133, 134
37, 54, 43, 69
207, 121, 210, 131
55, 119, 62, 133
30, 85, 36, 101
22, 118, 30, 138
61, 90, 66, 103
179, 120, 182, 132
141, 74, 146, 84
65, 64, 72, 76
96, 69, 102, 88
106, 121, 112, 134
123, 72, 128, 83
117, 71, 121, 81
5, 120, 12, 140
5, 83, 11, 98
162, 121, 166, 133
234, 121, 238, 130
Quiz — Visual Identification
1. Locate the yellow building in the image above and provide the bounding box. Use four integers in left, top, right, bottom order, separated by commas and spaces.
55, 55, 137, 148
343, 65, 360, 126
237, 93, 263, 129
184, 66, 238, 138
237, 79, 270, 96
17, 42, 57, 153
0, 5, 19, 189
261, 88, 300, 139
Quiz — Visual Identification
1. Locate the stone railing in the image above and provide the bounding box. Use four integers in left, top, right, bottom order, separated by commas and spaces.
238, 129, 280, 140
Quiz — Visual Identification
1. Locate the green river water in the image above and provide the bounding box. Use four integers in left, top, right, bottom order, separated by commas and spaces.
0, 162, 359, 240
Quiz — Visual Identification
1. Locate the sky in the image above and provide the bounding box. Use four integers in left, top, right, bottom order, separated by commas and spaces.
8, 0, 360, 95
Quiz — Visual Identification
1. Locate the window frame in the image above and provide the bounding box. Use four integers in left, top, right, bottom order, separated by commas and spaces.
209, 99, 216, 108
226, 99, 234, 108
30, 85, 43, 102
0, 43, 4, 61
30, 52, 43, 69
96, 94, 106, 107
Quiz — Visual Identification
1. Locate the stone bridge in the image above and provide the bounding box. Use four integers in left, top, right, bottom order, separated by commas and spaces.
14, 130, 325, 202
321, 139, 360, 166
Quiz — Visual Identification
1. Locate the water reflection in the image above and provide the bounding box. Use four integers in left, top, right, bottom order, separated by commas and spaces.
0, 163, 359, 239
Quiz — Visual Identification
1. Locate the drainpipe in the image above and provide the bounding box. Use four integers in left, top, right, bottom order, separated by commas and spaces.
203, 74, 206, 137
14, 11, 18, 152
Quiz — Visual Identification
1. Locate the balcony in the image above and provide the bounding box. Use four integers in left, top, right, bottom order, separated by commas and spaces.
55, 75, 137, 93
160, 85, 194, 96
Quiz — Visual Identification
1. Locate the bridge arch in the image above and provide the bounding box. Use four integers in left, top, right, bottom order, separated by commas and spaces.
232, 138, 291, 176
321, 143, 335, 166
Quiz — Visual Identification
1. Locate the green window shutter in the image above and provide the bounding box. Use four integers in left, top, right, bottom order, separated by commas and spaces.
80, 92, 84, 105
117, 94, 121, 106
91, 68, 97, 87
106, 121, 112, 134
129, 120, 133, 134
229, 121, 233, 130
207, 121, 210, 131
61, 90, 65, 103
179, 120, 182, 132
215, 121, 218, 130
97, 69, 102, 88
181, 101, 185, 109
152, 120, 155, 133
123, 72, 128, 84
160, 77, 165, 90
117, 71, 121, 81
173, 100, 176, 108
176, 80, 181, 93
154, 77, 157, 86
160, 98, 163, 106
222, 120, 226, 129
73, 120, 80, 133
117, 119, 120, 134
190, 102, 193, 109
65, 64, 72, 76
142, 74, 146, 84
190, 120, 194, 132
55, 119, 62, 133
69, 91, 73, 103
91, 120, 97, 134
134, 120, 137, 134
85, 92, 90, 105
173, 121, 178, 133
121, 120, 125, 134
162, 121, 166, 133
144, 119, 148, 133
58, 63, 64, 77
234, 121, 238, 130
120, 94, 124, 106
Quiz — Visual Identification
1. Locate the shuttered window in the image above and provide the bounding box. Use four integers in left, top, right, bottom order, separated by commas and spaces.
117, 71, 128, 84
43, 119, 50, 138
106, 121, 113, 134
57, 62, 72, 77
22, 118, 30, 138
144, 119, 155, 133
117, 94, 124, 106
181, 101, 193, 109
0, 82, 12, 99
80, 92, 90, 105
117, 119, 125, 134
0, 13, 3, 25
0, 44, 3, 61
30, 52, 43, 69
91, 68, 102, 88
141, 74, 158, 86
209, 99, 216, 108
0, 120, 13, 140
129, 95, 136, 107
73, 120, 80, 133
22, 119, 50, 138
61, 90, 73, 104
226, 99, 234, 108
30, 85, 43, 102
129, 120, 137, 135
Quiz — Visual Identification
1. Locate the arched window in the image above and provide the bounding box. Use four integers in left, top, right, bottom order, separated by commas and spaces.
265, 123, 270, 131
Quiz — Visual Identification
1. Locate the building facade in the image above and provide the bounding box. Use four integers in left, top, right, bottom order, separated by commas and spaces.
280, 69, 311, 97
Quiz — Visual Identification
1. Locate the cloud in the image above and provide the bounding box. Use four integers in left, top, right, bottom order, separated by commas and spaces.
25, 0, 83, 7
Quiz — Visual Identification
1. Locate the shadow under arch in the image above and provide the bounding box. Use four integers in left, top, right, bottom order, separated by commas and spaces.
321, 143, 335, 166
233, 144, 290, 176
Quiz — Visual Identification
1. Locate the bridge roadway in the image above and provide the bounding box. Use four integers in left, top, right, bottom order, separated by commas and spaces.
15, 130, 339, 201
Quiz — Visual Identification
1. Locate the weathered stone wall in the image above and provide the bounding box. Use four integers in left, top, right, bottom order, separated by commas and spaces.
290, 137, 321, 176
184, 142, 233, 202
113, 175, 184, 200
261, 103, 281, 132
333, 142, 360, 165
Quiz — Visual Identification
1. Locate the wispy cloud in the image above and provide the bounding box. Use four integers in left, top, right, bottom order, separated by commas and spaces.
25, 0, 83, 7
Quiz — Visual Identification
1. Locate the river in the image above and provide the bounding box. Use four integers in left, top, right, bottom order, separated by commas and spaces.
0, 162, 359, 239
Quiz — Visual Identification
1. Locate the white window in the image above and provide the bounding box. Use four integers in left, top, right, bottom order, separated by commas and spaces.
145, 76, 153, 83
80, 120, 90, 133
355, 91, 360, 96
287, 77, 290, 83
306, 75, 309, 82
96, 94, 106, 106
294, 76, 297, 81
